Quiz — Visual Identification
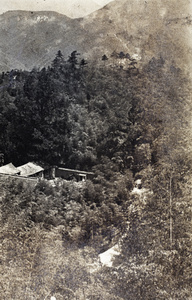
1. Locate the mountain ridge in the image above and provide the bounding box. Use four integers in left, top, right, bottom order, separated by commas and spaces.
0, 0, 191, 72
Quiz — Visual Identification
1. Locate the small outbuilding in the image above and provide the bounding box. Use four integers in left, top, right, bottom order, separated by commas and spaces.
55, 167, 94, 181
0, 163, 20, 175
17, 162, 44, 178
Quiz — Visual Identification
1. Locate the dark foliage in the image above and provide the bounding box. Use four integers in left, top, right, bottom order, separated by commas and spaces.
0, 51, 192, 298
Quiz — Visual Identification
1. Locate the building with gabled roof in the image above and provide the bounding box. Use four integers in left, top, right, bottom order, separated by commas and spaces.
17, 162, 44, 178
0, 163, 20, 175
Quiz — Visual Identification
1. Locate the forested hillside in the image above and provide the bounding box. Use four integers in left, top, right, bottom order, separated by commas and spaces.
0, 50, 192, 299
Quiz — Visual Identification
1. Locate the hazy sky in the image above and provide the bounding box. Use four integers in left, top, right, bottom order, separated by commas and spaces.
0, 0, 114, 18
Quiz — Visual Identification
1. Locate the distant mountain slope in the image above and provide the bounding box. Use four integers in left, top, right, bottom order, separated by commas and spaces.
0, 11, 86, 71
81, 0, 192, 69
0, 0, 191, 72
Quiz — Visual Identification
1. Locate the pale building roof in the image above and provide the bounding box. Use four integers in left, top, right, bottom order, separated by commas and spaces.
99, 245, 120, 267
17, 162, 44, 176
0, 163, 19, 175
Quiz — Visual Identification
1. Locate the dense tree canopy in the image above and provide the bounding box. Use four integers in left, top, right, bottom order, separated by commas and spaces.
0, 50, 192, 298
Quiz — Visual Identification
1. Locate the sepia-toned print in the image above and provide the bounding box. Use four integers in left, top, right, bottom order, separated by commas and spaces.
0, 1, 192, 299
